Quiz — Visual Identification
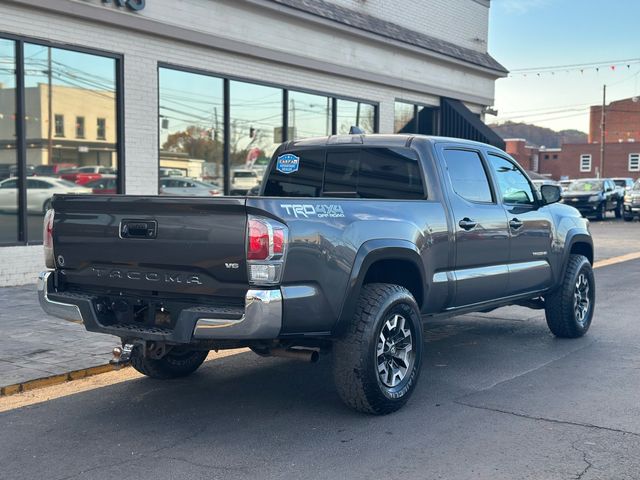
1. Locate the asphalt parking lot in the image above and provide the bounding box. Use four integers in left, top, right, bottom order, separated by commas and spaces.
1, 218, 639, 480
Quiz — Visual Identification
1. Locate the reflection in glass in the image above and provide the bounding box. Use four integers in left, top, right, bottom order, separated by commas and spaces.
230, 81, 282, 194
288, 91, 331, 139
394, 101, 439, 135
23, 43, 118, 241
0, 39, 18, 243
159, 68, 224, 190
337, 99, 375, 134
394, 101, 416, 133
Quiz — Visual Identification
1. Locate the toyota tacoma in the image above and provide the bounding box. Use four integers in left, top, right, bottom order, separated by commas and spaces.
38, 134, 595, 414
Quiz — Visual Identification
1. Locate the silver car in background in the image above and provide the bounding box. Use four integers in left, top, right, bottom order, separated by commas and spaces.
159, 177, 223, 196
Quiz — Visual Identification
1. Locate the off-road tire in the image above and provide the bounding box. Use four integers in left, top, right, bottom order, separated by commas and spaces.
615, 201, 622, 219
131, 348, 208, 379
333, 283, 423, 415
545, 254, 595, 338
623, 214, 634, 222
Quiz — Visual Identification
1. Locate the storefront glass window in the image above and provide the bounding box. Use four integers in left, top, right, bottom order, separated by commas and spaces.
394, 101, 416, 133
288, 90, 332, 139
158, 68, 224, 193
0, 39, 17, 243
229, 81, 283, 194
336, 99, 376, 134
23, 43, 119, 241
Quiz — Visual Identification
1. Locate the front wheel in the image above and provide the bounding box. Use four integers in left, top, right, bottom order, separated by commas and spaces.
623, 214, 634, 222
333, 283, 423, 415
544, 254, 595, 338
595, 202, 606, 220
131, 348, 208, 379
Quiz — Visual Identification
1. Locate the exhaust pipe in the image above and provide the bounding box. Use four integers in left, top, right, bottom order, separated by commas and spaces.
268, 348, 319, 363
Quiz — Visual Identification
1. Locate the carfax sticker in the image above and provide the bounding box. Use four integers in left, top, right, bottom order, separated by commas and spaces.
276, 153, 300, 174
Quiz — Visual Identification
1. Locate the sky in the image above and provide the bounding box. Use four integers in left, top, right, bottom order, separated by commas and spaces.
486, 0, 640, 133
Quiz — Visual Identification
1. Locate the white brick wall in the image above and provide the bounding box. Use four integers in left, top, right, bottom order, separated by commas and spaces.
0, 245, 44, 287
0, 0, 496, 285
327, 0, 490, 52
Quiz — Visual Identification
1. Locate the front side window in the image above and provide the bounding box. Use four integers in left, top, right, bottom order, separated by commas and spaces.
442, 149, 493, 203
487, 154, 536, 205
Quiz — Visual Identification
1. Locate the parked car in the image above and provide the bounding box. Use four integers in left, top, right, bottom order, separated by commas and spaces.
60, 166, 116, 185
33, 163, 77, 177
0, 164, 36, 180
83, 175, 118, 194
159, 177, 222, 196
39, 134, 595, 415
0, 176, 90, 213
559, 179, 573, 192
159, 167, 186, 177
612, 177, 635, 193
230, 169, 260, 194
623, 179, 640, 221
561, 178, 623, 219
531, 178, 558, 193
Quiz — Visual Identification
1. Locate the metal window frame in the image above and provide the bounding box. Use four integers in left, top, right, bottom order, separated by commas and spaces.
580, 154, 592, 172
156, 61, 380, 196
394, 99, 441, 135
0, 31, 125, 246
628, 153, 640, 172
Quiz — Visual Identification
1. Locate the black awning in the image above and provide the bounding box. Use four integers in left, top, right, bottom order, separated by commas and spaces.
440, 98, 505, 150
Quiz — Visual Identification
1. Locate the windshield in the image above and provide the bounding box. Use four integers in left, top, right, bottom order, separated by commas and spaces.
567, 180, 602, 192
613, 179, 628, 187
234, 171, 256, 178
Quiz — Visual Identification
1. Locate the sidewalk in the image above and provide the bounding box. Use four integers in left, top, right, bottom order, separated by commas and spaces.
0, 283, 117, 393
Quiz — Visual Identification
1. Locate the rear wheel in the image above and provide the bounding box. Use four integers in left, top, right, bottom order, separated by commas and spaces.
333, 283, 423, 415
131, 348, 208, 379
544, 254, 595, 338
623, 214, 634, 222
615, 201, 622, 219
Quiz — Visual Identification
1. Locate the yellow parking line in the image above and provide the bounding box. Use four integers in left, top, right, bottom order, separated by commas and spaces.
0, 349, 247, 412
594, 252, 640, 269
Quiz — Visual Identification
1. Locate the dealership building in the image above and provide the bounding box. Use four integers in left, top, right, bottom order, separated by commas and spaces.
0, 0, 506, 286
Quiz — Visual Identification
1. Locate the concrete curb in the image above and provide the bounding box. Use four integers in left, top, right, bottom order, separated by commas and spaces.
0, 364, 126, 397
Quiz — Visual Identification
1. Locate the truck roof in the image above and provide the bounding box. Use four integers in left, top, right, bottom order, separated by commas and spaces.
280, 134, 498, 150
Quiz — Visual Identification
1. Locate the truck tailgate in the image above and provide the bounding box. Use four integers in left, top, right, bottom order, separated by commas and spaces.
51, 195, 248, 299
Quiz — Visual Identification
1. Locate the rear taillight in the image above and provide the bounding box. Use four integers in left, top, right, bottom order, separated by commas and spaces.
43, 209, 55, 268
246, 216, 288, 285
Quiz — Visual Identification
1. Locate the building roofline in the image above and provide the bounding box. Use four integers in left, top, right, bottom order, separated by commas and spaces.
262, 0, 508, 76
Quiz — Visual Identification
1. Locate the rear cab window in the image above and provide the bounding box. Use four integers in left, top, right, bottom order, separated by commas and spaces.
263, 146, 425, 199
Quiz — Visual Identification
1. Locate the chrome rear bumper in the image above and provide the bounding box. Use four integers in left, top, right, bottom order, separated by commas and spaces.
38, 270, 282, 341
38, 271, 83, 324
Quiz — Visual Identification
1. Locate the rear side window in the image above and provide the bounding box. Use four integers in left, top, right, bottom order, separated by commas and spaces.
263, 149, 324, 197
443, 149, 493, 203
358, 147, 424, 199
264, 147, 424, 199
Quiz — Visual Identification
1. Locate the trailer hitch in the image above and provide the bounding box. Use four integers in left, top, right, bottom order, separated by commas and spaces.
110, 343, 135, 369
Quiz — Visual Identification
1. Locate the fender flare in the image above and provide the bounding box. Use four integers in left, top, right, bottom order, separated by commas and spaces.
559, 229, 593, 282
333, 239, 426, 334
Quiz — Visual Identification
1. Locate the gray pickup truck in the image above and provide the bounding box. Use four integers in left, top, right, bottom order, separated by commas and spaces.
39, 134, 595, 414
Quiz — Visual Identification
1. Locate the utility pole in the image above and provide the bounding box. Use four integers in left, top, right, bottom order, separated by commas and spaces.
599, 84, 606, 178
47, 48, 53, 165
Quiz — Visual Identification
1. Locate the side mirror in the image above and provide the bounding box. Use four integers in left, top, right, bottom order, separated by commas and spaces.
540, 184, 562, 205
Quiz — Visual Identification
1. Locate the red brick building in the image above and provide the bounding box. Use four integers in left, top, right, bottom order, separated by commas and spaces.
504, 96, 640, 180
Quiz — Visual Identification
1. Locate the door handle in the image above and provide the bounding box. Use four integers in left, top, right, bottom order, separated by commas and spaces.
509, 218, 524, 230
458, 218, 477, 230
